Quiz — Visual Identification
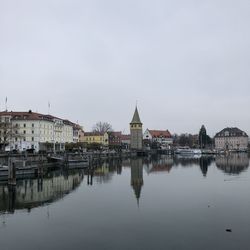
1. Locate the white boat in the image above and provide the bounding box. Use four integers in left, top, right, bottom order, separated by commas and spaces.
175, 147, 202, 155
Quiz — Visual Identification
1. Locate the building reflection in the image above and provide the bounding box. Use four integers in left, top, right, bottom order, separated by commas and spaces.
216, 153, 249, 175
3, 153, 246, 214
130, 158, 143, 206
87, 160, 122, 185
174, 155, 214, 177
144, 155, 174, 174
0, 169, 84, 214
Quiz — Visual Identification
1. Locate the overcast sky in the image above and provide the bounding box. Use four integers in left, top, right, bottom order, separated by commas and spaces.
0, 0, 250, 136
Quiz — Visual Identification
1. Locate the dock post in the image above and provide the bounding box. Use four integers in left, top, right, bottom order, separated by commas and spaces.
38, 155, 44, 176
8, 185, 16, 213
37, 158, 43, 192
87, 168, 90, 185
8, 161, 16, 186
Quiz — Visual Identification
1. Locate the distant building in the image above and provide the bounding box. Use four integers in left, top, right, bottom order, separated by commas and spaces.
0, 111, 80, 152
82, 132, 109, 146
143, 129, 173, 149
130, 106, 143, 150
121, 134, 131, 149
108, 131, 122, 146
72, 124, 83, 143
79, 130, 85, 143
214, 127, 248, 151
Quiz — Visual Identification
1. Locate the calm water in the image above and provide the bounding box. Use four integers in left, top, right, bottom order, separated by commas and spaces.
0, 154, 250, 250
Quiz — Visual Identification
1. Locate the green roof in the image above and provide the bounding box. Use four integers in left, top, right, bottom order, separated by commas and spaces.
130, 106, 142, 124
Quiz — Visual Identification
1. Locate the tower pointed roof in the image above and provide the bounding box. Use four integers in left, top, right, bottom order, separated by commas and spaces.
130, 106, 142, 124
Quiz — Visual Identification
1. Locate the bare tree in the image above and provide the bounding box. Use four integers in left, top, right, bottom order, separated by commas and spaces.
0, 119, 22, 151
92, 122, 113, 133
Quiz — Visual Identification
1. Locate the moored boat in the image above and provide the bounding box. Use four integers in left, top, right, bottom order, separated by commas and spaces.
175, 147, 202, 155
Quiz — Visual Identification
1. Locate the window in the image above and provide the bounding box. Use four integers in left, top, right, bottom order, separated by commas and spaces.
32, 137, 34, 141
23, 130, 26, 134
32, 123, 34, 128
24, 124, 26, 128
32, 130, 34, 134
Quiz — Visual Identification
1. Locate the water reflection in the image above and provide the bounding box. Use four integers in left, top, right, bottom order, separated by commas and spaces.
0, 154, 250, 250
91, 160, 123, 184
173, 155, 215, 177
0, 154, 249, 215
130, 158, 143, 205
144, 155, 173, 174
199, 157, 214, 177
0, 169, 84, 214
216, 153, 249, 175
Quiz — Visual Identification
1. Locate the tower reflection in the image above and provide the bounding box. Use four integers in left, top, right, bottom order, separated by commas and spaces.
130, 158, 143, 206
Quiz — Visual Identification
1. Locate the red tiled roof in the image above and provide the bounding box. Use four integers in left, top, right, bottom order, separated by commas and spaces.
0, 111, 52, 121
148, 130, 172, 138
109, 131, 122, 136
121, 134, 131, 140
84, 132, 106, 136
0, 111, 78, 126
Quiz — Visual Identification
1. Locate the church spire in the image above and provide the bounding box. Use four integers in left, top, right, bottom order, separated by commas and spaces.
130, 106, 142, 124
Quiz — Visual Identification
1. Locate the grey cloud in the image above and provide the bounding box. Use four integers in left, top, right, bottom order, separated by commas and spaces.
0, 0, 250, 136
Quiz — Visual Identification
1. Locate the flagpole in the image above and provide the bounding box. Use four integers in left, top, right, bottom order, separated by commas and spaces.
5, 97, 7, 111
48, 101, 50, 115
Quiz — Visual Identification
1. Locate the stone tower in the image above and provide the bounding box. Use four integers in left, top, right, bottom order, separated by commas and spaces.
130, 106, 143, 150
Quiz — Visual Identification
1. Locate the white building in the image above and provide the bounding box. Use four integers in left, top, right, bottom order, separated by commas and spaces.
143, 129, 173, 149
0, 110, 81, 152
214, 127, 248, 151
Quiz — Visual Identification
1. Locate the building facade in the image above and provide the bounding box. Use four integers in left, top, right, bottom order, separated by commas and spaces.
82, 132, 109, 146
0, 111, 80, 152
121, 134, 131, 149
143, 129, 173, 149
108, 131, 122, 147
130, 107, 143, 150
214, 127, 248, 151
